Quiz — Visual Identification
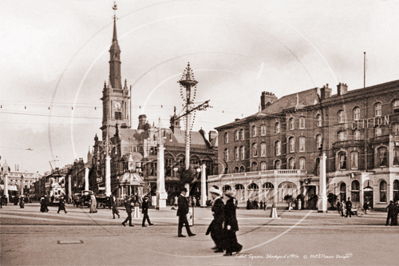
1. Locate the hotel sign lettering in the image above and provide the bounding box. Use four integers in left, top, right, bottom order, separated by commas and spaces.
351, 115, 390, 130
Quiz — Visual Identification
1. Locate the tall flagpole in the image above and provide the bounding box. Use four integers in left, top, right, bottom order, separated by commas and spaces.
363, 52, 366, 88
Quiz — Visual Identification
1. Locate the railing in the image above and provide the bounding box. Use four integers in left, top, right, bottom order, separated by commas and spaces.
208, 169, 307, 181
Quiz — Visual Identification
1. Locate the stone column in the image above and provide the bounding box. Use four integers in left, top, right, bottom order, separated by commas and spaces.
68, 175, 72, 203
317, 152, 328, 213
4, 174, 9, 200
156, 144, 167, 210
105, 155, 111, 197
20, 176, 24, 196
84, 167, 90, 191
200, 164, 207, 207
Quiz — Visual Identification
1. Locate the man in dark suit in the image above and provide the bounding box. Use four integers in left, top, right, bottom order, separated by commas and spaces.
122, 196, 134, 227
111, 194, 120, 219
345, 197, 352, 218
206, 187, 225, 253
177, 188, 195, 237
386, 201, 397, 226
142, 196, 153, 227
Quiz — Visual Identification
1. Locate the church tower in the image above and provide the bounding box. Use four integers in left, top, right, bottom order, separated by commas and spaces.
101, 2, 131, 140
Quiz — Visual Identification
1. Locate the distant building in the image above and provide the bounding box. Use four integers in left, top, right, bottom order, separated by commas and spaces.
209, 81, 399, 210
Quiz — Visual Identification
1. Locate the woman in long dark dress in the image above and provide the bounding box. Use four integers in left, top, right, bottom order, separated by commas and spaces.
223, 191, 242, 256
40, 195, 48, 212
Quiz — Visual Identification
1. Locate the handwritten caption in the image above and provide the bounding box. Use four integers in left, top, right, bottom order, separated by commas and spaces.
235, 253, 353, 260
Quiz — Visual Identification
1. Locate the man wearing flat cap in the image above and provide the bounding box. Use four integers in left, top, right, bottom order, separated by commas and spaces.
177, 187, 196, 237
206, 186, 225, 253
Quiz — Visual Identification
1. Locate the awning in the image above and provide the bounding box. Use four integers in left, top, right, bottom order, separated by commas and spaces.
119, 172, 144, 186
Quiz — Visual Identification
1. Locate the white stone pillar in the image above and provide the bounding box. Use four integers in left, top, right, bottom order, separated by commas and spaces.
4, 174, 9, 200
185, 112, 190, 170
156, 144, 167, 210
105, 155, 111, 197
20, 176, 24, 196
84, 167, 90, 191
318, 152, 328, 213
68, 175, 72, 203
200, 164, 207, 207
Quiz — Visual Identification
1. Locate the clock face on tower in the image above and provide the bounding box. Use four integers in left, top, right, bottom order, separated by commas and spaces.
113, 101, 121, 111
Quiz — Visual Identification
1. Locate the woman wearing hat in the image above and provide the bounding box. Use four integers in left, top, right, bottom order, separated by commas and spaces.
206, 186, 225, 253
223, 191, 242, 256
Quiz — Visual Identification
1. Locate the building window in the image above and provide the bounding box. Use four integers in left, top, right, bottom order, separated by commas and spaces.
241, 146, 245, 160
260, 143, 266, 157
351, 151, 358, 170
338, 152, 347, 170
393, 180, 399, 202
252, 125, 257, 137
240, 129, 245, 140
351, 180, 360, 202
338, 131, 346, 141
115, 112, 122, 120
378, 147, 388, 167
380, 180, 387, 202
375, 102, 382, 117
340, 183, 347, 202
274, 160, 281, 169
353, 107, 360, 121
224, 149, 229, 161
375, 127, 382, 137
289, 137, 295, 153
261, 125, 266, 136
275, 122, 280, 133
251, 162, 258, 171
299, 117, 305, 129
393, 124, 399, 135
239, 166, 245, 172
260, 161, 267, 171
338, 110, 345, 124
235, 130, 239, 141
354, 130, 361, 140
299, 137, 305, 152
224, 132, 229, 144
316, 114, 322, 127
289, 158, 295, 169
289, 118, 294, 130
394, 148, 399, 166
393, 100, 399, 113
275, 141, 281, 156
252, 143, 258, 157
299, 157, 306, 170
235, 147, 239, 161
316, 134, 322, 149
233, 167, 239, 173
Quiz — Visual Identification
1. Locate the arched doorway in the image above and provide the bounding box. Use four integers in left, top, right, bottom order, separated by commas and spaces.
363, 180, 373, 209
235, 184, 244, 201
248, 183, 259, 200
278, 182, 297, 203
262, 182, 274, 202
222, 184, 232, 192
340, 182, 347, 202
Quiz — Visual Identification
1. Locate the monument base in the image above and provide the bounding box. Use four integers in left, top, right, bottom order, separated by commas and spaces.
317, 195, 328, 213
156, 191, 168, 210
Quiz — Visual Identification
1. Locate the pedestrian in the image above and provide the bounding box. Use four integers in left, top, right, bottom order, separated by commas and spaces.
40, 195, 48, 212
122, 197, 134, 227
363, 201, 369, 214
246, 199, 252, 210
386, 201, 396, 226
259, 200, 263, 210
89, 194, 97, 213
177, 187, 195, 237
2, 195, 7, 206
142, 196, 153, 227
206, 187, 224, 253
111, 194, 120, 219
223, 191, 242, 256
345, 197, 352, 218
19, 196, 25, 208
336, 200, 341, 215
57, 196, 67, 214
392, 201, 398, 226
341, 200, 346, 217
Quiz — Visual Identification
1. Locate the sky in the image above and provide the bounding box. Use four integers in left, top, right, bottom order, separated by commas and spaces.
1, 0, 399, 174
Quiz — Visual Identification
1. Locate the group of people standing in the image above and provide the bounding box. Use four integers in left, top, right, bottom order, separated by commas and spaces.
336, 197, 354, 217
386, 200, 399, 226
246, 199, 267, 210
206, 187, 242, 256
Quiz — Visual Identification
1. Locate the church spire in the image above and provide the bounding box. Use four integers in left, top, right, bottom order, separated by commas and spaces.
109, 1, 122, 90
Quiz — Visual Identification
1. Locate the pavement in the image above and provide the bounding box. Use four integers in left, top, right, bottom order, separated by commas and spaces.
1, 203, 398, 266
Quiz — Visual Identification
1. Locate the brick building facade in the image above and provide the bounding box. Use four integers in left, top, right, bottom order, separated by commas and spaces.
208, 81, 399, 210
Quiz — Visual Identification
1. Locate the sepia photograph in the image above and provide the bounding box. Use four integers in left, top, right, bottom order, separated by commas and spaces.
1, 0, 399, 265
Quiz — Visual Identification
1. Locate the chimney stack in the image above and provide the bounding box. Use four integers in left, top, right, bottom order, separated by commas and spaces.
337, 83, 348, 96
319, 84, 332, 100
260, 91, 278, 110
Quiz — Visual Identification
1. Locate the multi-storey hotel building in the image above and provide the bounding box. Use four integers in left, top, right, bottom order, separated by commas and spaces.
208, 81, 399, 210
